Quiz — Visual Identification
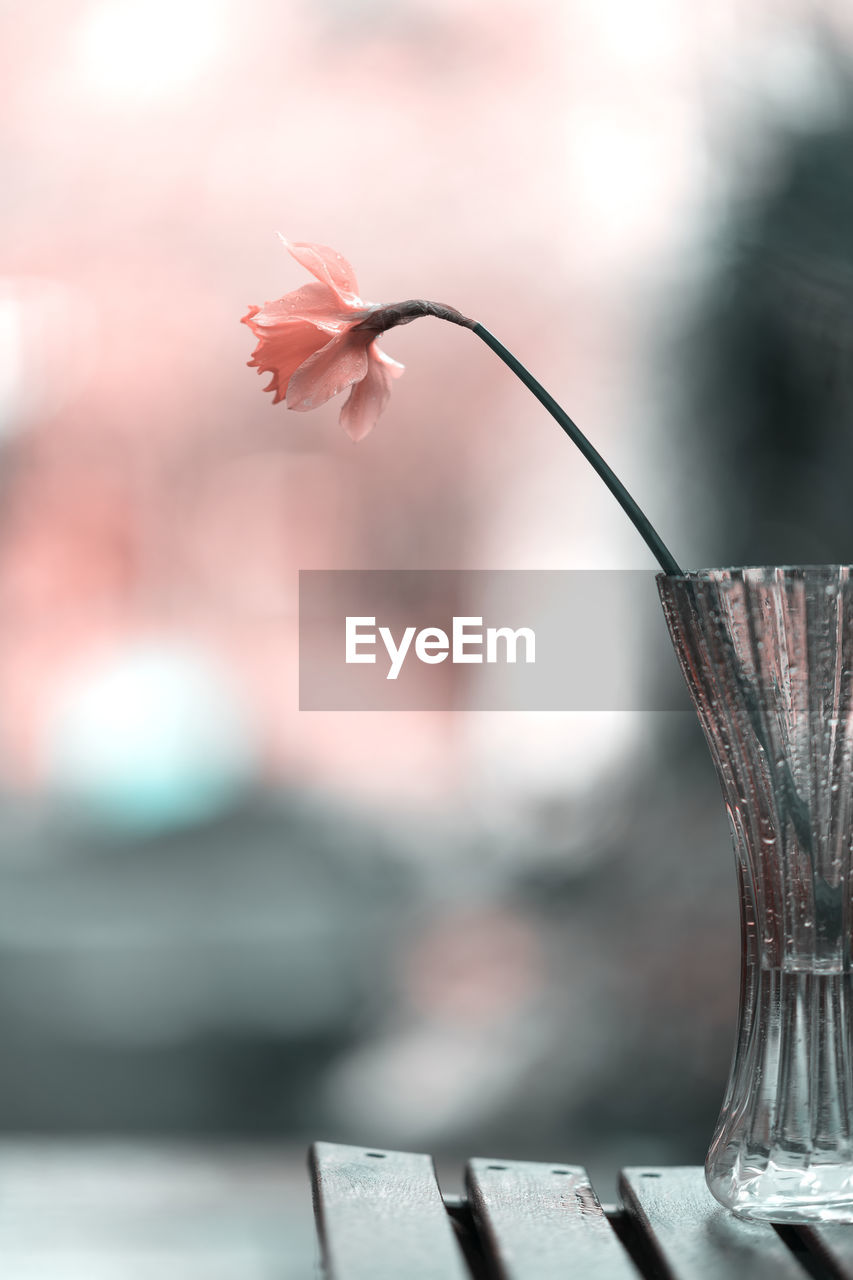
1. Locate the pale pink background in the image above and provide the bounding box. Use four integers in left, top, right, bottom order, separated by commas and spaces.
4, 0, 849, 823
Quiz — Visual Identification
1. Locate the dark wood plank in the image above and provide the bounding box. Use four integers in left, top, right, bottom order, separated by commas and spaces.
466, 1157, 641, 1279
619, 1167, 808, 1280
309, 1141, 469, 1280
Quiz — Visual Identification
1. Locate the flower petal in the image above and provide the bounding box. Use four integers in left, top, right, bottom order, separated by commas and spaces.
250, 282, 356, 333
242, 314, 333, 404
278, 236, 363, 308
339, 341, 403, 441
372, 342, 406, 380
286, 329, 371, 412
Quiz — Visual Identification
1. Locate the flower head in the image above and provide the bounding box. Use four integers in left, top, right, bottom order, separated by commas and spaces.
242, 237, 404, 442
240, 237, 681, 571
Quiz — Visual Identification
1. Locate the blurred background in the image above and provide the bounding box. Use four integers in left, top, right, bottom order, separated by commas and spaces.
2, 0, 853, 1231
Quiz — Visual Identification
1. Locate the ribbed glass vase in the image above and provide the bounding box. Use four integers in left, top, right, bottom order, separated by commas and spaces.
658, 566, 853, 1223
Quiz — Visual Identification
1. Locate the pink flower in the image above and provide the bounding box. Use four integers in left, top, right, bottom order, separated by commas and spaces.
242, 237, 404, 442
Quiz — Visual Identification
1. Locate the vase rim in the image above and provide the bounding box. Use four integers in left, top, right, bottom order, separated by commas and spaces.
657, 565, 853, 582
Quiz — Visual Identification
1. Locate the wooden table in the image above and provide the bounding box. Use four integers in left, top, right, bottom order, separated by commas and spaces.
4, 1140, 853, 1276
311, 1141, 853, 1279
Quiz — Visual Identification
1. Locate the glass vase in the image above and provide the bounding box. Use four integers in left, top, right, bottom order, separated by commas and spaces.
658, 566, 853, 1223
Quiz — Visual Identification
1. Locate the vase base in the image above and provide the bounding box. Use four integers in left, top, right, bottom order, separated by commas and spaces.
708, 1158, 853, 1224
730, 1200, 853, 1225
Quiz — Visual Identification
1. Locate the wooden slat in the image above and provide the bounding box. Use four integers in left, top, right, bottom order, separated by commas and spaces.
466, 1157, 641, 1279
619, 1167, 809, 1280
309, 1141, 469, 1280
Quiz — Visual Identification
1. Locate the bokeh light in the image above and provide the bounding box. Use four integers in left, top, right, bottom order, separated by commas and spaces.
75, 0, 229, 102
